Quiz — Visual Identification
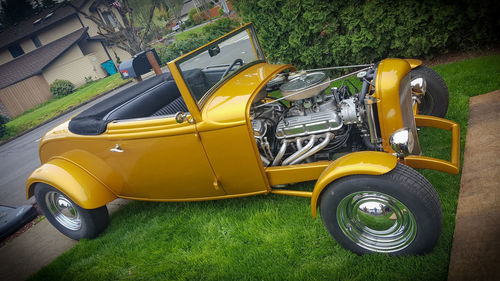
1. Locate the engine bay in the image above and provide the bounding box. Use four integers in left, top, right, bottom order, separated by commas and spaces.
251, 66, 382, 166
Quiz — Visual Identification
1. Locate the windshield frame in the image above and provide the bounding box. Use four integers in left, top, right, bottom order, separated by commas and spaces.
167, 23, 266, 111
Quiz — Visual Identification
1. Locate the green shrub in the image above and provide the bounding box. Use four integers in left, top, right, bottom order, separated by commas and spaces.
49, 79, 75, 97
188, 8, 198, 20
232, 0, 500, 68
0, 114, 9, 138
84, 76, 94, 84
218, 8, 225, 16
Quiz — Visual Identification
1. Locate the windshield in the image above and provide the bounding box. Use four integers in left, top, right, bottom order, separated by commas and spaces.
174, 24, 266, 106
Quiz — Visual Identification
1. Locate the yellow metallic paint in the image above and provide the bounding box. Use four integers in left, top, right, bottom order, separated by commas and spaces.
26, 157, 117, 209
36, 116, 224, 200
310, 151, 398, 217
404, 58, 422, 69
270, 189, 313, 198
197, 125, 269, 195
266, 161, 330, 186
197, 63, 293, 193
119, 190, 268, 202
403, 115, 460, 174
374, 58, 412, 152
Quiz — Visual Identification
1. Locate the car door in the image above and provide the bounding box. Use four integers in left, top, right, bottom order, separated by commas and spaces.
101, 116, 225, 200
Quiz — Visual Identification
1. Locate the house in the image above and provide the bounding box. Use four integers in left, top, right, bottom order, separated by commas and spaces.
0, 0, 132, 118
167, 0, 232, 30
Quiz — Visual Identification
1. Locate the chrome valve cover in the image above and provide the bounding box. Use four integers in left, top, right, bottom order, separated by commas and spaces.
276, 105, 343, 139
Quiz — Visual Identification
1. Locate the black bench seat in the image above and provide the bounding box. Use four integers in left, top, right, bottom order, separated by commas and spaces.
69, 73, 188, 135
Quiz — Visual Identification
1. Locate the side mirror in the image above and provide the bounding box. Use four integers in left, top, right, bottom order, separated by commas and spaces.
208, 45, 220, 57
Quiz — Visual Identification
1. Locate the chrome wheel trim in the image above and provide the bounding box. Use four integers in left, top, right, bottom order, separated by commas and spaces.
45, 191, 81, 231
336, 191, 417, 253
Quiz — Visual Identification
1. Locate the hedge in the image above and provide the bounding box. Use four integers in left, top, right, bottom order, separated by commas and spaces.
49, 79, 75, 97
0, 114, 9, 137
232, 0, 500, 68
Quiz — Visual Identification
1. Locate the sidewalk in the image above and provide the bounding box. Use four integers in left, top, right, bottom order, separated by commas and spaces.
0, 199, 130, 281
448, 90, 500, 280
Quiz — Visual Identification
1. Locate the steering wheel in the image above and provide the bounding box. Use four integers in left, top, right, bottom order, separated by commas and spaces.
222, 58, 243, 78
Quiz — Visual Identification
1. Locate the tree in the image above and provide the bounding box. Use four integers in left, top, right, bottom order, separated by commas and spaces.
164, 0, 183, 21
32, 0, 57, 14
70, 0, 164, 55
0, 0, 34, 28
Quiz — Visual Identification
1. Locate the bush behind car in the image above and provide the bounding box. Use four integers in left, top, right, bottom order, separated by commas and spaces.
232, 0, 500, 68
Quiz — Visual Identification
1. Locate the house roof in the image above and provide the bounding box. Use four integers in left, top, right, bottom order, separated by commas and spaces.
0, 1, 88, 49
0, 28, 89, 89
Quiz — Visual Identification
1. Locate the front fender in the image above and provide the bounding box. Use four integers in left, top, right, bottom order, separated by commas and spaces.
26, 157, 117, 209
404, 58, 422, 69
310, 151, 398, 217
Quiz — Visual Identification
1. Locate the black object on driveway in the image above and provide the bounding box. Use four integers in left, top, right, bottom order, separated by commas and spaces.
0, 205, 38, 240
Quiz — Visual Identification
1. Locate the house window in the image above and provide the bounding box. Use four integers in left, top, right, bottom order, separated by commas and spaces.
32, 36, 42, 48
8, 44, 24, 58
102, 11, 118, 28
78, 41, 93, 56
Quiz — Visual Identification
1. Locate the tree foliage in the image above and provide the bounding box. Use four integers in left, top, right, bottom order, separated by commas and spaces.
232, 0, 500, 68
72, 0, 178, 55
0, 0, 33, 27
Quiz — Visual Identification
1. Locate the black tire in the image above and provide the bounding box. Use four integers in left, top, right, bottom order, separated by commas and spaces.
410, 66, 449, 117
34, 183, 109, 240
319, 163, 441, 255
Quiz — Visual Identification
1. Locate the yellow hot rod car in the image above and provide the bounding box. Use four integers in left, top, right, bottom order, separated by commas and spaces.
26, 23, 459, 255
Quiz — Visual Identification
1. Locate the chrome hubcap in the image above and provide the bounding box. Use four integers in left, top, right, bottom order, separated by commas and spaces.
337, 191, 416, 253
45, 191, 81, 231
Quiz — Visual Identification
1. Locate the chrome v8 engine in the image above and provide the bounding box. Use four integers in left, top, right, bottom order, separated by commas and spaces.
251, 71, 363, 166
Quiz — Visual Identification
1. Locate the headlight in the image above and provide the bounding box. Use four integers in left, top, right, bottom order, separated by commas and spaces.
410, 77, 426, 96
389, 128, 414, 156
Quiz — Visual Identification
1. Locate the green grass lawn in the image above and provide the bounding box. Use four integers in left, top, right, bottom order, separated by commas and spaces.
1, 74, 130, 141
30, 55, 500, 281
174, 24, 205, 41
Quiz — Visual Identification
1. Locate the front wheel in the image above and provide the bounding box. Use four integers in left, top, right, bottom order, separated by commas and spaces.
319, 163, 442, 255
34, 183, 109, 240
410, 66, 449, 117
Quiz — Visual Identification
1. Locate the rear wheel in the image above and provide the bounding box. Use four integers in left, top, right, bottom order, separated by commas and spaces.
319, 163, 442, 255
34, 183, 109, 240
410, 66, 449, 117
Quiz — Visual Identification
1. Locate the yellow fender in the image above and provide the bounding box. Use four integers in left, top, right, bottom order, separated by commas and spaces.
404, 58, 422, 69
26, 157, 117, 209
310, 151, 398, 217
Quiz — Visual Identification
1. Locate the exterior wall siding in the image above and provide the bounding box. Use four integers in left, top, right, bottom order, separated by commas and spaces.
0, 49, 12, 65
110, 45, 132, 62
43, 45, 107, 87
80, 41, 109, 62
0, 75, 52, 117
20, 38, 36, 53
38, 17, 82, 45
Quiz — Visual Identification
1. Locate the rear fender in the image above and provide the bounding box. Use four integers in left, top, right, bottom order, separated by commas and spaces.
26, 157, 117, 209
310, 152, 398, 217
